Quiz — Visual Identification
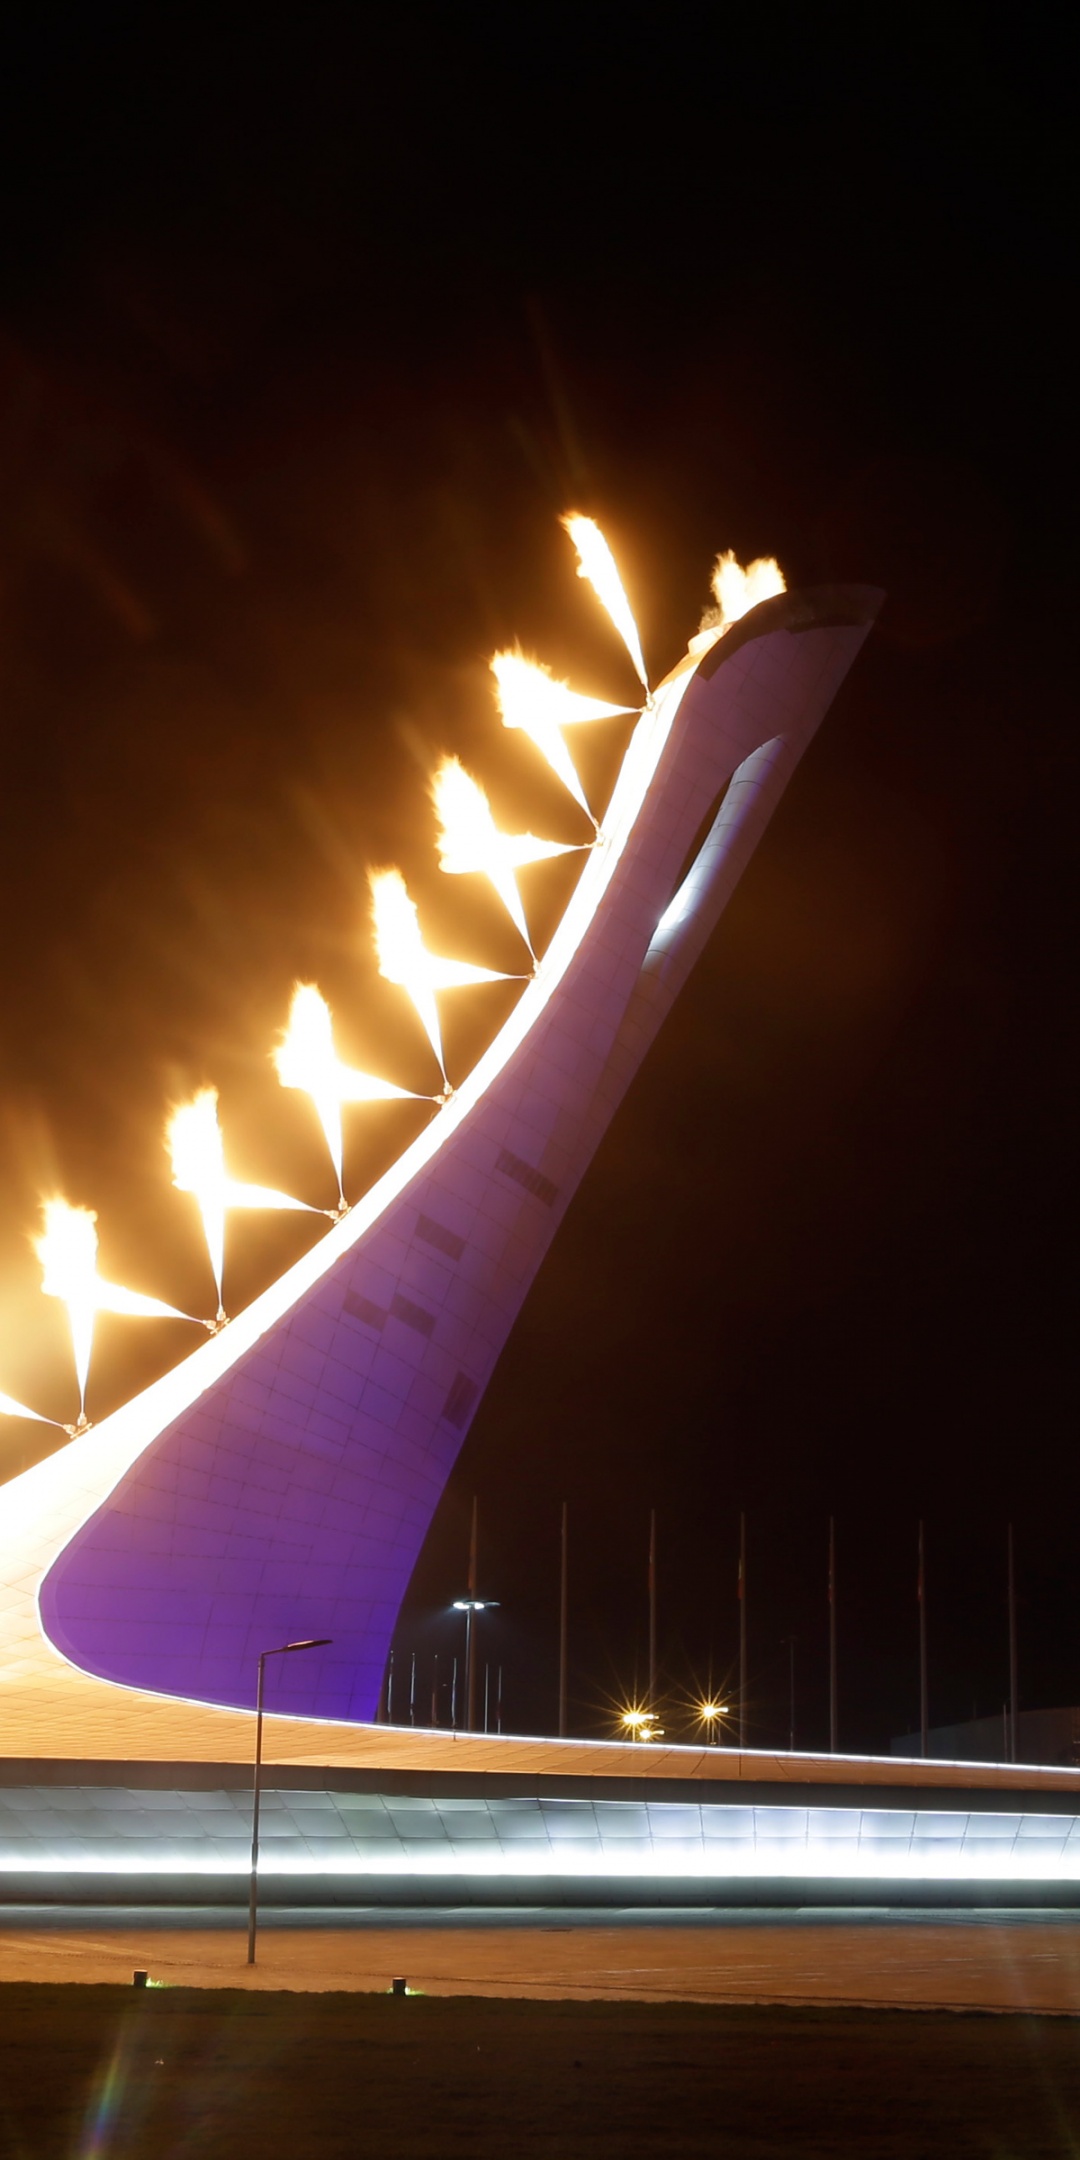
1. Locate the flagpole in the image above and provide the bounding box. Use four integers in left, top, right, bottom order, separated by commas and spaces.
1008, 1523, 1018, 1764
465, 1494, 478, 1732
918, 1520, 928, 1758
558, 1500, 569, 1739
828, 1516, 837, 1754
648, 1507, 657, 1709
738, 1511, 746, 1748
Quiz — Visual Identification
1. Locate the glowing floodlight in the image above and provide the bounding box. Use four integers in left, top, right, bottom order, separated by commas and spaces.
432, 756, 578, 963
370, 868, 509, 1090
490, 651, 632, 826
562, 512, 650, 695
168, 1088, 319, 1321
35, 1200, 201, 1425
620, 1706, 662, 1741
698, 1699, 729, 1732
274, 984, 419, 1207
622, 1710, 660, 1745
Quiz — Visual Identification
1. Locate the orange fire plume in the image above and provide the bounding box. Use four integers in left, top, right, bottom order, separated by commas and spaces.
431, 757, 578, 962
490, 651, 631, 826
168, 1087, 318, 1321
274, 983, 420, 1206
0, 1388, 60, 1427
36, 1199, 200, 1424
690, 551, 787, 653
370, 868, 509, 1089
561, 513, 649, 695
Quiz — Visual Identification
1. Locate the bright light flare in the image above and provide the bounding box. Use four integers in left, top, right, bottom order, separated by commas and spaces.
620, 1706, 662, 1742
562, 513, 649, 694
432, 757, 577, 960
168, 1088, 316, 1317
36, 1199, 197, 1420
370, 868, 509, 1087
491, 651, 631, 824
698, 1699, 729, 1727
690, 552, 787, 653
274, 985, 418, 1203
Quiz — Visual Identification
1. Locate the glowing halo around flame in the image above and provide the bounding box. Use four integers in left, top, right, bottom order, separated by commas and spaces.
431, 756, 579, 962
274, 983, 420, 1208
168, 1087, 319, 1322
370, 867, 512, 1090
490, 651, 632, 827
35, 1199, 203, 1426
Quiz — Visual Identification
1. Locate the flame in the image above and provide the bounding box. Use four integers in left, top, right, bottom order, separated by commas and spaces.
274, 984, 418, 1203
490, 651, 631, 823
562, 513, 649, 694
370, 868, 508, 1086
690, 552, 786, 651
0, 1389, 52, 1424
168, 1087, 314, 1316
432, 757, 576, 960
36, 1199, 195, 1419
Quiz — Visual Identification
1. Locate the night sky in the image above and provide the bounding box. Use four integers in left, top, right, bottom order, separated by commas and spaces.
0, 14, 1072, 1754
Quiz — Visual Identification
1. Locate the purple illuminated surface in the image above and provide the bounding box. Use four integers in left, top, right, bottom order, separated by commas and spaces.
39, 591, 879, 1720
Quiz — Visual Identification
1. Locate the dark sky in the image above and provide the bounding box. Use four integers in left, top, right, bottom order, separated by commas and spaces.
0, 11, 1073, 1754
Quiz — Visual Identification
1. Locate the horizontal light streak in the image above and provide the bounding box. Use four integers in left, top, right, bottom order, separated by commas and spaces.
3, 1846, 1079, 1881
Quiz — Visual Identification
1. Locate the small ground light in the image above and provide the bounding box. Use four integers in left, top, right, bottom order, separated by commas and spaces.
392, 1976, 408, 1996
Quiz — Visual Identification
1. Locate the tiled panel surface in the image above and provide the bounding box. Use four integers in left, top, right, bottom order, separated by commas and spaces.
2, 1784, 1078, 1882
39, 599, 879, 1723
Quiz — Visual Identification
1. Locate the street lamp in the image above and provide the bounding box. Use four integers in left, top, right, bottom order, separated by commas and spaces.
698, 1699, 729, 1745
247, 1637, 332, 1966
452, 1598, 498, 1731
619, 1707, 662, 1742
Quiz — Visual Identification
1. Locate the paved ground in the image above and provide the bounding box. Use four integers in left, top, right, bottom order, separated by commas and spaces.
2, 1904, 1079, 2012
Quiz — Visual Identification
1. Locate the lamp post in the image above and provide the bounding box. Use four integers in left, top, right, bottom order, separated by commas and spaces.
452, 1599, 498, 1731
247, 1637, 331, 1966
698, 1699, 728, 1747
620, 1707, 662, 1742
782, 1636, 797, 1754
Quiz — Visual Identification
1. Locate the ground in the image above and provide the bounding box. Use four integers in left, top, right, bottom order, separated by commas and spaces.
2, 1904, 1080, 2012
3, 1909, 1080, 2154
3, 1983, 1080, 2158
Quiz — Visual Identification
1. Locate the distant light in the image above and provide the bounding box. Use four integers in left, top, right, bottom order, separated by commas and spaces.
699, 1700, 729, 1723
620, 1706, 661, 1741
452, 1599, 497, 1613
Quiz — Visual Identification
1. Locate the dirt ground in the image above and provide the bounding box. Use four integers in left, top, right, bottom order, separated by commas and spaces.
2, 1904, 1080, 2013
2, 1982, 1080, 2158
